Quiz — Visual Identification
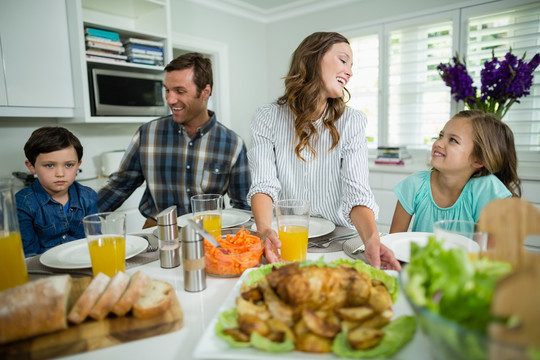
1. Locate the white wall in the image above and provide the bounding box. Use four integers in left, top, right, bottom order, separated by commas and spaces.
0, 0, 499, 182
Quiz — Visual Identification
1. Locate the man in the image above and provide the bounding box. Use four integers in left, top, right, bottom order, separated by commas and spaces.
98, 53, 251, 227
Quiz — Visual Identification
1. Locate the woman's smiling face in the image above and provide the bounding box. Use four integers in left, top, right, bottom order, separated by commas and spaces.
319, 42, 353, 100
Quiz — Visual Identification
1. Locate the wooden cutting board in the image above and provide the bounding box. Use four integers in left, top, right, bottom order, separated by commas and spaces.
0, 277, 184, 360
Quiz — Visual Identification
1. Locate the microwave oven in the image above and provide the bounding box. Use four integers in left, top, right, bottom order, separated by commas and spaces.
89, 68, 169, 116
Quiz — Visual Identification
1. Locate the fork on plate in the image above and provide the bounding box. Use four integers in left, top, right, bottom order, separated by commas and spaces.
308, 232, 358, 248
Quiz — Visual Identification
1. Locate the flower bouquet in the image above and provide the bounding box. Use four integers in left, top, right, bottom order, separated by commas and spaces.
437, 50, 540, 118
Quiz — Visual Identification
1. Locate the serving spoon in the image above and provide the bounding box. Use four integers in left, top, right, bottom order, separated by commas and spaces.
186, 219, 230, 255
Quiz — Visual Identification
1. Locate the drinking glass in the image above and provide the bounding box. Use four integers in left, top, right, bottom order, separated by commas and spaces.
83, 212, 126, 277
275, 199, 310, 262
0, 180, 29, 291
191, 194, 223, 238
434, 220, 488, 259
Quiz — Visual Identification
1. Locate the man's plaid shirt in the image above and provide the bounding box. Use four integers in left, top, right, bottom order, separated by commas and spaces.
98, 112, 251, 219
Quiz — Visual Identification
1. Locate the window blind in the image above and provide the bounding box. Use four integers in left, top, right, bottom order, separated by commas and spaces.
386, 20, 453, 147
348, 34, 379, 144
466, 3, 540, 151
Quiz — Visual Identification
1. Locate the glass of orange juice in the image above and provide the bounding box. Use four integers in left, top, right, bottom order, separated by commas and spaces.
275, 199, 310, 262
191, 194, 223, 238
0, 180, 29, 291
83, 212, 126, 277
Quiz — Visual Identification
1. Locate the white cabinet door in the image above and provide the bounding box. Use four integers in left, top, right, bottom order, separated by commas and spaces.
0, 0, 74, 111
0, 38, 7, 106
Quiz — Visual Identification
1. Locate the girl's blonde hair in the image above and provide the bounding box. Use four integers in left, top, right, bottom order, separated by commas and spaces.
456, 110, 521, 197
277, 32, 350, 161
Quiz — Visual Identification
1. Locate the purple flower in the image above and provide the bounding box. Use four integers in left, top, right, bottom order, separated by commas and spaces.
438, 50, 540, 118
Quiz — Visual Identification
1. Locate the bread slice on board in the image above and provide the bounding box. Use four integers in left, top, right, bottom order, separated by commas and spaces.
132, 279, 174, 319
67, 273, 110, 324
112, 270, 150, 316
89, 272, 130, 320
0, 275, 72, 344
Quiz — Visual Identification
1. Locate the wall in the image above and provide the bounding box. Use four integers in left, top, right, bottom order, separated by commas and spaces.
168, 0, 268, 148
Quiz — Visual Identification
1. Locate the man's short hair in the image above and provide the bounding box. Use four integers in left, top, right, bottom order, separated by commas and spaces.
164, 52, 213, 96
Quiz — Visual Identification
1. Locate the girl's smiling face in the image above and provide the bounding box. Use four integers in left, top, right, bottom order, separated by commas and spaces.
319, 42, 353, 100
431, 116, 484, 175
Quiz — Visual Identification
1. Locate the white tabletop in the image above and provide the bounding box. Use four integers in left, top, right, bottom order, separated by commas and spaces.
59, 251, 431, 360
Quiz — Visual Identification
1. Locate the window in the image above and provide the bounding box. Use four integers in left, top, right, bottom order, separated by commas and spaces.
347, 0, 540, 154
348, 34, 379, 144
466, 3, 540, 151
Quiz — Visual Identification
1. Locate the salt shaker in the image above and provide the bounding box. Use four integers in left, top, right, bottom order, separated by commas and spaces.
156, 206, 181, 268
182, 218, 206, 292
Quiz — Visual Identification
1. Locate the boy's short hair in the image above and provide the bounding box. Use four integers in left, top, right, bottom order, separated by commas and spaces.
24, 127, 83, 166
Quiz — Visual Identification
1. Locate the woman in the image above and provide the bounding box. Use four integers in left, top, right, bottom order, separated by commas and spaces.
247, 32, 400, 270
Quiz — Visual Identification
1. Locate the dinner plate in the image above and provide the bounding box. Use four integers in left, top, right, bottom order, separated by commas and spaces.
381, 232, 478, 263
39, 235, 148, 269
192, 267, 427, 360
177, 209, 251, 228
250, 217, 336, 238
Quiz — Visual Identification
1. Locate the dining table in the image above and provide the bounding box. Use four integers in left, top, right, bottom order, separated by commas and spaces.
23, 219, 433, 360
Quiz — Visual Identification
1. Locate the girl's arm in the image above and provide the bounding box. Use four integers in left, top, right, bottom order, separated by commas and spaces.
350, 205, 401, 271
389, 200, 412, 233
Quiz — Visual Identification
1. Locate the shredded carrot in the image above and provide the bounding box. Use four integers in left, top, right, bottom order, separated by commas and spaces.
204, 229, 264, 277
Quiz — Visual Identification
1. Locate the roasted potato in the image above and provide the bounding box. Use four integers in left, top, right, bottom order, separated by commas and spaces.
293, 318, 309, 336
335, 306, 375, 322
258, 277, 294, 327
267, 318, 296, 343
360, 314, 391, 329
223, 328, 250, 342
241, 287, 263, 302
236, 296, 271, 321
238, 313, 270, 336
302, 308, 341, 338
347, 326, 385, 350
369, 284, 393, 313
296, 333, 333, 353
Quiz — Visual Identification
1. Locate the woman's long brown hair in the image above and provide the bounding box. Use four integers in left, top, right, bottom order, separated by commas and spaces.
277, 32, 351, 161
458, 110, 522, 197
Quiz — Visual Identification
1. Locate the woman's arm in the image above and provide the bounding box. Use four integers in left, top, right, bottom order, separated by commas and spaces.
389, 201, 412, 233
251, 193, 281, 263
350, 205, 401, 271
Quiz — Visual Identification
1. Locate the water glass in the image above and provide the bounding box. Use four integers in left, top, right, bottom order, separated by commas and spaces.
434, 220, 488, 259
275, 199, 310, 262
83, 212, 126, 277
0, 180, 28, 291
191, 194, 223, 238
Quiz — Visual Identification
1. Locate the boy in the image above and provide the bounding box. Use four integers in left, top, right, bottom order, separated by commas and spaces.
16, 127, 97, 257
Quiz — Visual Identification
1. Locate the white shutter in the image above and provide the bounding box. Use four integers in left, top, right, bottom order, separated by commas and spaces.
466, 3, 540, 151
386, 19, 454, 147
348, 34, 379, 145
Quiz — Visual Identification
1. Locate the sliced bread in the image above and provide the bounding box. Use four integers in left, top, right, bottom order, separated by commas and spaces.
67, 273, 110, 324
132, 279, 174, 319
112, 270, 150, 316
0, 275, 72, 344
89, 271, 130, 320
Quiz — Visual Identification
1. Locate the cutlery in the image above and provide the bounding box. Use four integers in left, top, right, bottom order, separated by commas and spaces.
186, 219, 230, 255
308, 232, 358, 248
351, 244, 365, 254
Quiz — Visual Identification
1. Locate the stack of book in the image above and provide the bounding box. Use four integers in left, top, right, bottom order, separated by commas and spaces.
374, 146, 411, 165
85, 28, 127, 63
124, 38, 164, 66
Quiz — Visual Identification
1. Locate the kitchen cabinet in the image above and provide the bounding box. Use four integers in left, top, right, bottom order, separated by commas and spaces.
0, 0, 75, 117
63, 0, 172, 124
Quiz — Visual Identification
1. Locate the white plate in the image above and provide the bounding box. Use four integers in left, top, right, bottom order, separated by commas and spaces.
250, 217, 335, 238
381, 232, 478, 263
178, 209, 251, 228
193, 268, 428, 360
39, 235, 148, 269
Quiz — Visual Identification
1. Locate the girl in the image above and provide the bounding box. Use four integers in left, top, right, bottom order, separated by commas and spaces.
390, 109, 521, 233
248, 32, 401, 270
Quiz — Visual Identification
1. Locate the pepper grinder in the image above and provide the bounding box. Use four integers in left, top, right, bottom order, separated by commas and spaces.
182, 218, 206, 292
156, 206, 181, 268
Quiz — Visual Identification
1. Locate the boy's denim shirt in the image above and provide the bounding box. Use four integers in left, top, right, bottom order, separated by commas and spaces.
15, 180, 98, 257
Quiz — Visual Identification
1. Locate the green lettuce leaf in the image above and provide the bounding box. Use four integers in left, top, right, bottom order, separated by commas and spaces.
332, 315, 417, 358
250, 332, 295, 353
